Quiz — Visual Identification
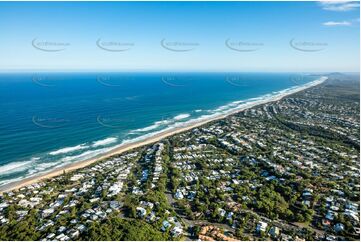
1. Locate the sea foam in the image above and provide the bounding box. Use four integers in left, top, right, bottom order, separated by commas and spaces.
49, 144, 88, 155
60, 147, 113, 163
173, 113, 190, 120
133, 123, 161, 132
92, 137, 118, 147
0, 157, 39, 174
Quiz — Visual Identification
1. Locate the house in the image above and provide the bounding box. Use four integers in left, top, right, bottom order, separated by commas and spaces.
325, 235, 336, 241
89, 198, 100, 203
187, 191, 196, 201
110, 201, 122, 210
302, 200, 311, 207
345, 202, 358, 211
42, 208, 55, 218
174, 190, 184, 200
0, 202, 9, 209
269, 226, 280, 237
16, 210, 28, 218
136, 207, 147, 218
76, 224, 86, 233
325, 196, 334, 203
302, 191, 312, 197
171, 226, 183, 237
132, 187, 143, 195
330, 205, 339, 211
140, 201, 154, 209
18, 199, 31, 208
146, 211, 156, 222
325, 210, 336, 221
218, 208, 226, 217
141, 169, 149, 181
322, 219, 331, 227
256, 221, 268, 233
46, 233, 55, 240
344, 210, 359, 223
55, 233, 70, 241
68, 229, 80, 239
266, 175, 277, 181
108, 182, 123, 197
281, 233, 293, 241
161, 220, 171, 231
334, 223, 345, 233
58, 226, 67, 233
70, 174, 84, 181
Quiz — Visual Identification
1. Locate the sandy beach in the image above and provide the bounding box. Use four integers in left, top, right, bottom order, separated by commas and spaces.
0, 77, 327, 193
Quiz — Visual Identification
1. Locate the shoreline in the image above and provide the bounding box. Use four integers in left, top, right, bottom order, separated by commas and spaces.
0, 77, 327, 193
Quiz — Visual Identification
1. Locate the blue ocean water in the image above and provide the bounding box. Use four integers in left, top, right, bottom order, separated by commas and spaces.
0, 72, 319, 185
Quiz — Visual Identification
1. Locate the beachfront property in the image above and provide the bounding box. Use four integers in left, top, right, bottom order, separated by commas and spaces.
0, 0, 359, 239
0, 76, 359, 241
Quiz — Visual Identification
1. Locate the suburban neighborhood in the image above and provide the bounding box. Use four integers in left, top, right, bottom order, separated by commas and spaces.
0, 77, 359, 241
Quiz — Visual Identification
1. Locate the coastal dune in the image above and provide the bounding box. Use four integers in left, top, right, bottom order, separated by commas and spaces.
0, 77, 327, 193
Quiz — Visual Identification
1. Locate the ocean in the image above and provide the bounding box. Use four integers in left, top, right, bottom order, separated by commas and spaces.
0, 72, 320, 186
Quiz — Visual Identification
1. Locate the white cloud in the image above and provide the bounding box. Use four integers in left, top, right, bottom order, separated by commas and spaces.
323, 21, 352, 26
319, 1, 360, 11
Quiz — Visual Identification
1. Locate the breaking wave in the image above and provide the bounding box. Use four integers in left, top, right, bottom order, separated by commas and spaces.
49, 144, 88, 155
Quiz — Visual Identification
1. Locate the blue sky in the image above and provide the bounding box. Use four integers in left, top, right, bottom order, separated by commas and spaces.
0, 1, 359, 72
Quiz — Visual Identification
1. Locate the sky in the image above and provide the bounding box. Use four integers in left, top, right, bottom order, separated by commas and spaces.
0, 1, 359, 72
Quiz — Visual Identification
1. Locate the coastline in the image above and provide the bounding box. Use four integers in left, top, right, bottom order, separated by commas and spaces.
0, 77, 327, 193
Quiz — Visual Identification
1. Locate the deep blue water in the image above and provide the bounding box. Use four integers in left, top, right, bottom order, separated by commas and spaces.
0, 72, 319, 185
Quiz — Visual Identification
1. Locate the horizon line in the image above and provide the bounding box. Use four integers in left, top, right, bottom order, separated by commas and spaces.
0, 70, 359, 74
